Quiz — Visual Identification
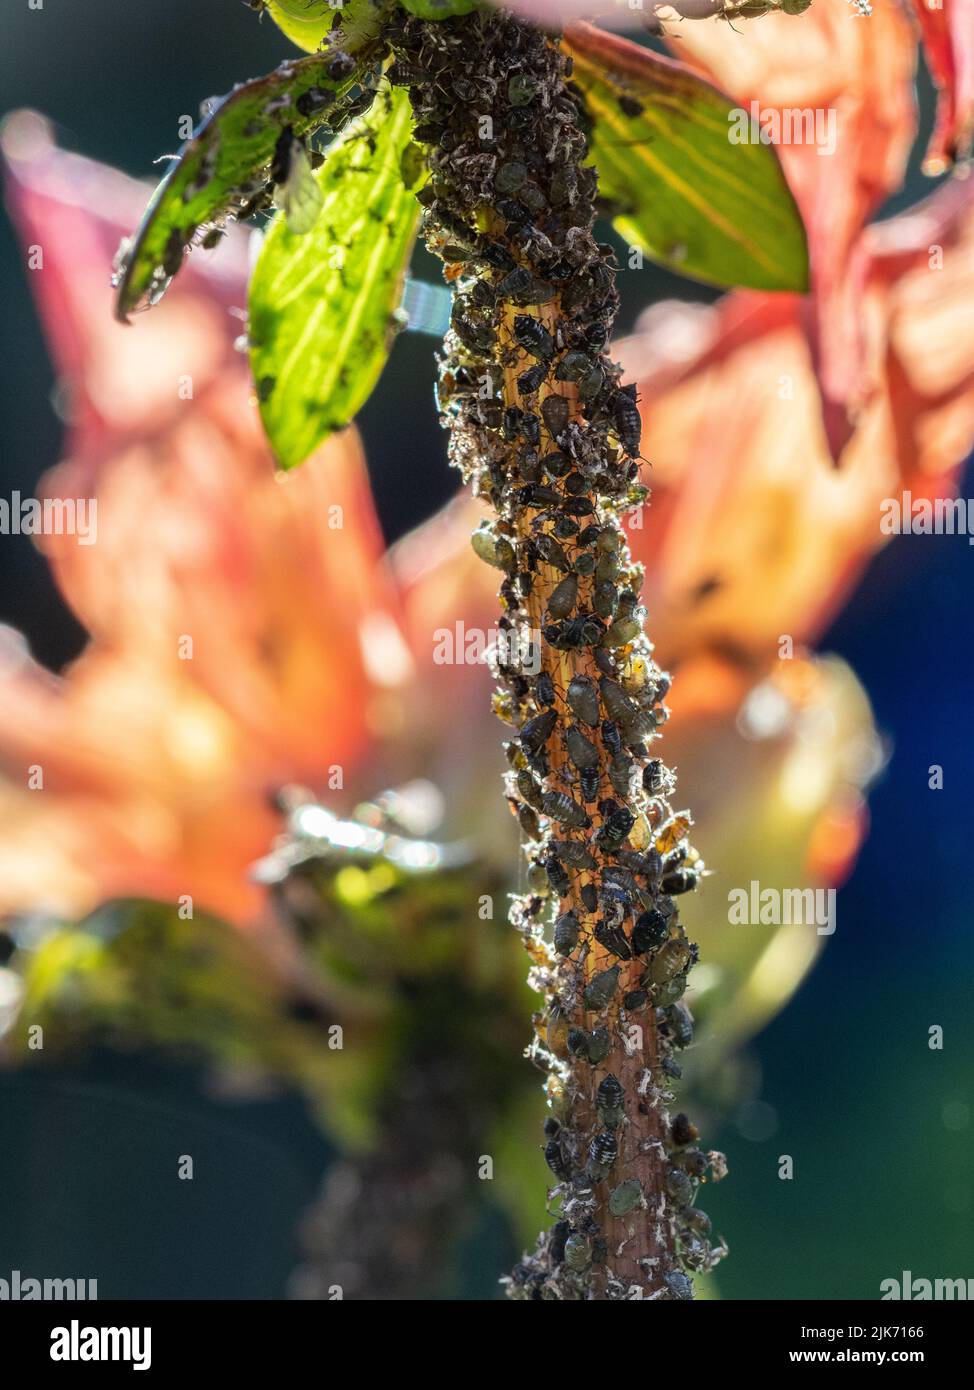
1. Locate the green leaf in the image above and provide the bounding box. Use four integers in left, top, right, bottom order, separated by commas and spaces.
399, 0, 480, 17
267, 0, 341, 52
564, 24, 809, 293
113, 27, 385, 320
266, 0, 386, 54
248, 86, 423, 469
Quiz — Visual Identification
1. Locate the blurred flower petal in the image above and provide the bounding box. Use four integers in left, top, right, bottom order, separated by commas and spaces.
1, 111, 250, 450
666, 651, 878, 1061
0, 130, 410, 926
909, 0, 974, 173
616, 175, 974, 663
503, 0, 644, 30
661, 3, 917, 459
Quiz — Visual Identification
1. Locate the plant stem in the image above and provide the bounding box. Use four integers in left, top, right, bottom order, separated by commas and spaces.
386, 7, 727, 1300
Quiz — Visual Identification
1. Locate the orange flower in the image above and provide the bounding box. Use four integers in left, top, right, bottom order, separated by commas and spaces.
616, 174, 974, 666
0, 115, 413, 927
658, 0, 918, 459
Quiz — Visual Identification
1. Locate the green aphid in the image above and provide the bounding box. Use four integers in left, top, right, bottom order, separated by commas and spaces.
609, 1179, 642, 1216
564, 1233, 592, 1272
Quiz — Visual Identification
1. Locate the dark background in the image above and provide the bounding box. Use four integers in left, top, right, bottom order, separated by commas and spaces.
0, 0, 970, 1299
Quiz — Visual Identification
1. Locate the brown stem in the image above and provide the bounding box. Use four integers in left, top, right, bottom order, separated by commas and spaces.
499, 302, 672, 1293
386, 7, 726, 1300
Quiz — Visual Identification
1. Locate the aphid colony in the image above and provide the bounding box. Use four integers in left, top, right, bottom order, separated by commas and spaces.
387, 10, 726, 1299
